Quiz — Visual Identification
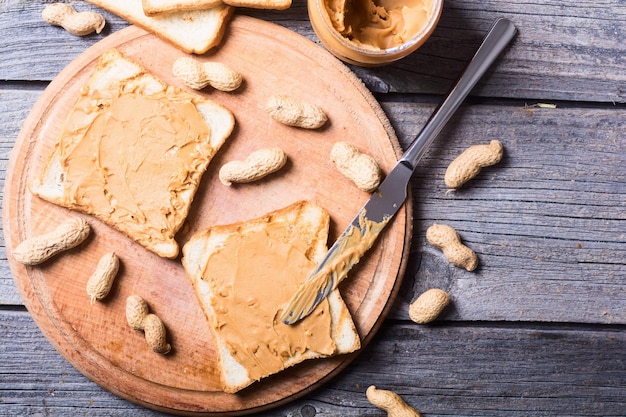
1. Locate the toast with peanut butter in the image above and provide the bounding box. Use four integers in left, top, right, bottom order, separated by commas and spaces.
85, 0, 233, 54
181, 201, 361, 393
30, 48, 235, 259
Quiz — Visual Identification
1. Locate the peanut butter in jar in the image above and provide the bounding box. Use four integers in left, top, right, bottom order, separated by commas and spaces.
309, 0, 443, 66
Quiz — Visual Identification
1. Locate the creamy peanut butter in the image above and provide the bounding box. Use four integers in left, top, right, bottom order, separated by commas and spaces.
201, 223, 335, 381
57, 82, 212, 257
283, 210, 389, 322
325, 0, 434, 49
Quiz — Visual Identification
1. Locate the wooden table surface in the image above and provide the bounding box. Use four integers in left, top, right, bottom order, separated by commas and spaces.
1, 1, 624, 416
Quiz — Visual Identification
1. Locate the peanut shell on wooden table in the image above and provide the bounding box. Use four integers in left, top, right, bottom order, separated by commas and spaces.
444, 140, 503, 189
408, 288, 450, 324
426, 223, 478, 271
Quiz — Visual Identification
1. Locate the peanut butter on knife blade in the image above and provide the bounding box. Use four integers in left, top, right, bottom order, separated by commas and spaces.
281, 209, 389, 324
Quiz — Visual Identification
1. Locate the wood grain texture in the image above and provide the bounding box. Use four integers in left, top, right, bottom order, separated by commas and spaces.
2, 21, 409, 415
1, 1, 624, 102
2, 310, 625, 416
2, 91, 624, 323
0, 88, 42, 305
378, 100, 626, 324
354, 0, 626, 101
1, 0, 624, 415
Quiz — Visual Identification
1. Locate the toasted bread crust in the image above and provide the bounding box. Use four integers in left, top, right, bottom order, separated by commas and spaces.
142, 0, 225, 16
222, 0, 291, 10
86, 0, 234, 54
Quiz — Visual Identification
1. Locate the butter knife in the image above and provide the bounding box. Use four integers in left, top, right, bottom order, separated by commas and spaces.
281, 17, 517, 325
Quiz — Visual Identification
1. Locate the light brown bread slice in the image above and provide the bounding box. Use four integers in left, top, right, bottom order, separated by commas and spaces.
181, 201, 361, 393
222, 0, 291, 10
30, 48, 235, 259
142, 0, 224, 16
86, 0, 233, 54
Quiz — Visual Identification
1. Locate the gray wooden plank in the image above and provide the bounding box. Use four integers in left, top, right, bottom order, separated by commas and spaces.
354, 0, 626, 101
1, 88, 624, 324
1, 1, 624, 102
2, 309, 624, 416
0, 1, 129, 81
382, 99, 626, 323
1, 2, 624, 416
0, 87, 42, 306
0, 309, 171, 416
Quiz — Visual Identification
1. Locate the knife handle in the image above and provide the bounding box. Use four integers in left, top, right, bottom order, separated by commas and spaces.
401, 18, 517, 168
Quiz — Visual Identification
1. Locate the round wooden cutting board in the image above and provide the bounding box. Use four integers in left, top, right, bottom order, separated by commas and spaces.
4, 15, 411, 415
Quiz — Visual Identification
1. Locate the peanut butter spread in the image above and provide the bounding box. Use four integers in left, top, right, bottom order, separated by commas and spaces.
202, 223, 335, 381
57, 83, 212, 256
325, 0, 434, 49
282, 210, 389, 323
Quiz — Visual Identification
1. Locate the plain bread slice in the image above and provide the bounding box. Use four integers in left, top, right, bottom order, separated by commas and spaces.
222, 0, 291, 10
142, 0, 224, 15
86, 0, 233, 54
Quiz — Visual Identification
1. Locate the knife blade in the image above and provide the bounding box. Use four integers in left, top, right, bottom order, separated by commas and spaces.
280, 17, 517, 325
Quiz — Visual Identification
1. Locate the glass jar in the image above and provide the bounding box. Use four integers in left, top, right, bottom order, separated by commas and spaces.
308, 0, 443, 66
